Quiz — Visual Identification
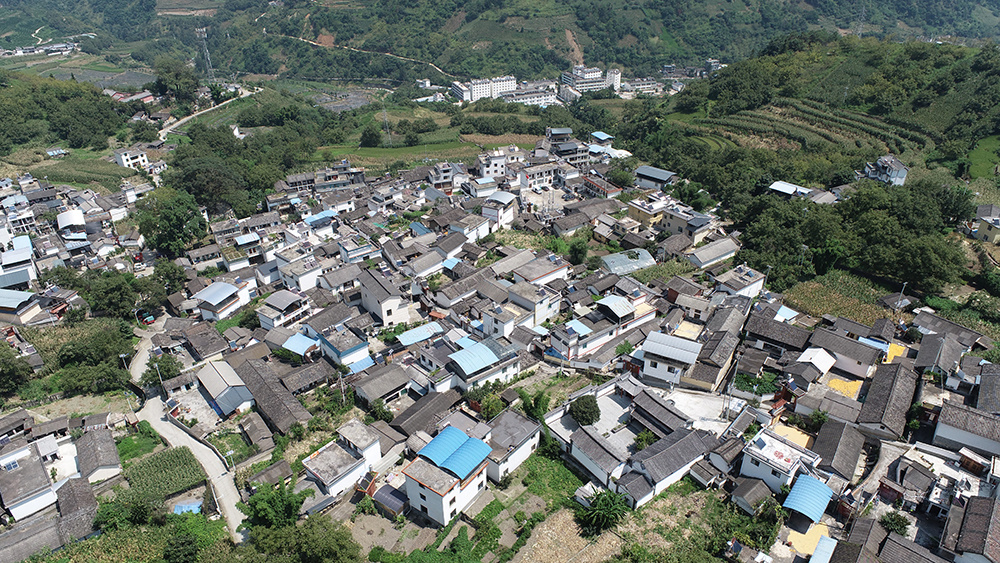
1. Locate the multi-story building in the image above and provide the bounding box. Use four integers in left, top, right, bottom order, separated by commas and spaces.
501, 88, 557, 107
482, 191, 517, 229
403, 426, 491, 526
451, 75, 517, 102
560, 65, 621, 93
112, 148, 149, 170
858, 155, 908, 186
740, 428, 821, 493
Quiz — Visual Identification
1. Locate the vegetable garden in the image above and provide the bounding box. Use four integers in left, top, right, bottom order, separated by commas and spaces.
124, 446, 206, 500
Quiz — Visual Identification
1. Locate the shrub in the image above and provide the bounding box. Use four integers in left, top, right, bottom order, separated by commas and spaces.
880, 511, 910, 536
569, 395, 601, 426
578, 490, 630, 536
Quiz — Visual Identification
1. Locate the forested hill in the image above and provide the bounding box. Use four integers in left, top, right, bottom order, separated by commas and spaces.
7, 0, 1000, 81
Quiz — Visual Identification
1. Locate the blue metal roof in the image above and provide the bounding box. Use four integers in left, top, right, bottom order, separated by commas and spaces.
234, 233, 260, 245
349, 355, 375, 374
858, 336, 889, 353
449, 342, 500, 375
11, 236, 31, 250
455, 336, 477, 349
811, 535, 838, 563
283, 333, 319, 356
782, 475, 833, 522
0, 289, 34, 310
442, 257, 460, 270
418, 426, 467, 467
566, 319, 593, 337
410, 222, 432, 236
397, 322, 444, 347
418, 426, 491, 480
592, 131, 613, 141
0, 269, 31, 289
531, 325, 549, 336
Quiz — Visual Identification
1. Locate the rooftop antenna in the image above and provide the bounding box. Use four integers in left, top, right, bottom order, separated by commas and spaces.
195, 28, 215, 83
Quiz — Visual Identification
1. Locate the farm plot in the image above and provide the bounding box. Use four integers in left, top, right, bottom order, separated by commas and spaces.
125, 446, 206, 500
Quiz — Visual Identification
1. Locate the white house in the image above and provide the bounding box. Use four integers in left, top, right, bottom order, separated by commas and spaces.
485, 411, 540, 483
450, 214, 491, 243
512, 254, 569, 286
302, 419, 382, 498
570, 425, 628, 487
403, 426, 491, 526
279, 257, 324, 292
933, 401, 1000, 458
359, 269, 406, 327
483, 192, 517, 229
616, 429, 719, 508
256, 290, 312, 331
740, 428, 820, 493
0, 442, 56, 520
112, 148, 149, 170
191, 280, 253, 321
640, 332, 703, 388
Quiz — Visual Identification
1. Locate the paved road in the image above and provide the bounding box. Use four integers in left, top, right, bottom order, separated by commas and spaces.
129, 320, 247, 543
137, 397, 247, 542
158, 88, 257, 142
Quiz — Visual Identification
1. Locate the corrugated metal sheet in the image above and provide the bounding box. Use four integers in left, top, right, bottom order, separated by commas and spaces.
642, 332, 702, 365
417, 426, 491, 480
192, 282, 239, 306
449, 343, 500, 375
283, 333, 319, 356
0, 289, 33, 310
397, 322, 444, 347
597, 295, 635, 318
782, 475, 833, 522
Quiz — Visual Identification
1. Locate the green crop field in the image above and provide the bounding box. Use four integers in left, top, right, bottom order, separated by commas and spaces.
970, 135, 1000, 179
125, 446, 206, 500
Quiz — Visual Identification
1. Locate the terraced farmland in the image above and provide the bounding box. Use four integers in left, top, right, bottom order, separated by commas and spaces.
696, 98, 934, 155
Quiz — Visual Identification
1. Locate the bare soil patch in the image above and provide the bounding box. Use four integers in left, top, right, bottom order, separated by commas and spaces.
315, 32, 336, 47
460, 133, 539, 146
565, 29, 584, 66
443, 12, 466, 33
513, 509, 623, 563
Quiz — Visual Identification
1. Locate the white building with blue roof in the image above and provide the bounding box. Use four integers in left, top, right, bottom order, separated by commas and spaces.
403, 426, 491, 526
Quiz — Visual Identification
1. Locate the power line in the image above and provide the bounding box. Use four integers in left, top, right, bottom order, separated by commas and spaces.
196, 27, 216, 83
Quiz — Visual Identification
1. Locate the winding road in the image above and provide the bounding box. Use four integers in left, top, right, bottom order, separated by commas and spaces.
276, 34, 459, 79
129, 323, 247, 543
158, 87, 258, 142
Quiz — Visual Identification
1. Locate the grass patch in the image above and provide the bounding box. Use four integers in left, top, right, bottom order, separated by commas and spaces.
969, 135, 1000, 179
630, 259, 696, 284
19, 318, 127, 369
784, 270, 897, 325
116, 433, 161, 464
31, 153, 144, 193
517, 453, 585, 510
208, 431, 256, 465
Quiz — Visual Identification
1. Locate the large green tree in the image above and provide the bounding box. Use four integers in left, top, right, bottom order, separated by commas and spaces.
237, 481, 314, 530
137, 189, 207, 259
251, 518, 362, 563
569, 395, 601, 426
0, 344, 32, 396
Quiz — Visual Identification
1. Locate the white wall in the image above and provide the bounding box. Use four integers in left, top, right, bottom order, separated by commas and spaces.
934, 423, 1000, 457
954, 552, 993, 563
739, 455, 793, 493
570, 441, 625, 487
641, 357, 684, 387
9, 488, 57, 520
487, 430, 539, 482
86, 464, 121, 484
406, 465, 488, 526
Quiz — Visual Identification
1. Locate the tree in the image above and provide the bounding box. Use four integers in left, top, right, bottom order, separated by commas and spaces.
0, 344, 32, 396
137, 189, 207, 259
568, 238, 588, 265
615, 341, 634, 356
164, 535, 200, 563
359, 124, 381, 148
879, 511, 910, 536
237, 480, 314, 529
87, 272, 138, 319
634, 429, 658, 451
570, 395, 601, 426
369, 399, 393, 423
154, 259, 188, 296
480, 394, 503, 421
141, 354, 183, 388
578, 490, 630, 535
404, 131, 420, 146
251, 518, 362, 563
153, 57, 199, 102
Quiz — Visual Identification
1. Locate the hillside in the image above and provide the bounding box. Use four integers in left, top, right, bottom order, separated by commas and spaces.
6, 0, 1000, 84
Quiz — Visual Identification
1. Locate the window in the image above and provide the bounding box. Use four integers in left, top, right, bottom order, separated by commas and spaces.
420, 493, 426, 501
450, 509, 457, 518
386, 309, 392, 316
650, 361, 658, 368
421, 506, 428, 514
478, 481, 484, 490
771, 469, 781, 478
750, 458, 760, 467
450, 497, 456, 506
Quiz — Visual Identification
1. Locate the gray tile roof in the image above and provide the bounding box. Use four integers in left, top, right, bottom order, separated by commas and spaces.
632, 389, 689, 436
938, 400, 1000, 445
631, 428, 717, 483
75, 428, 120, 479
56, 477, 97, 541
811, 421, 864, 479
571, 425, 628, 473
390, 389, 461, 437
858, 363, 917, 437
955, 497, 1000, 562
234, 359, 312, 434
880, 533, 947, 563
914, 332, 966, 373
809, 328, 882, 366
356, 364, 411, 402
745, 312, 811, 351
732, 477, 772, 513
